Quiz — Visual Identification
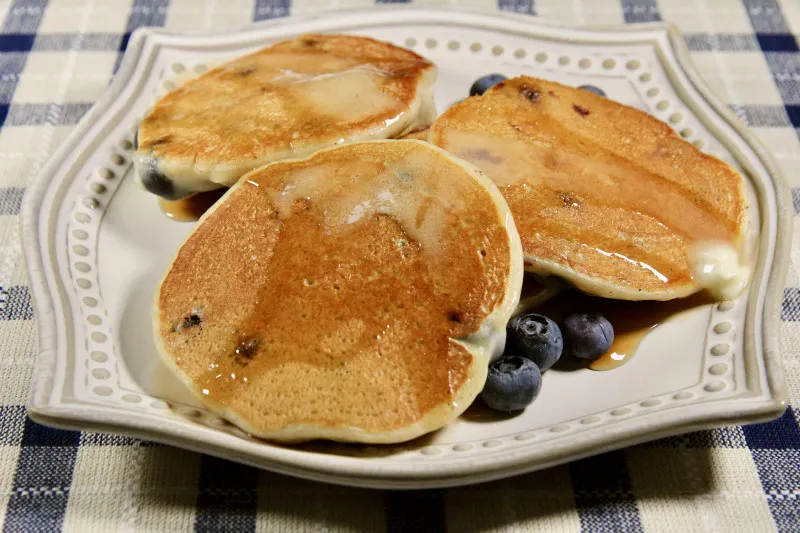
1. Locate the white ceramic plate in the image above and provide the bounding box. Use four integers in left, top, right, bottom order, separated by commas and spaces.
22, 7, 791, 489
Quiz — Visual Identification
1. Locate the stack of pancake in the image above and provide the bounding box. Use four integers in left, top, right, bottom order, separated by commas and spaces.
137, 34, 749, 444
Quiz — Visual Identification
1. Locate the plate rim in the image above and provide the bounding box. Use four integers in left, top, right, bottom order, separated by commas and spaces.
20, 6, 792, 489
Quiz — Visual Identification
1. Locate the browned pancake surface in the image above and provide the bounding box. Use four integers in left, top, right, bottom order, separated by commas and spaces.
138, 34, 434, 173
431, 76, 747, 299
156, 141, 515, 439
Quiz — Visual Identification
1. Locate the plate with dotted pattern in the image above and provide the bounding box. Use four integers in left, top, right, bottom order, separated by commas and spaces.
21, 7, 790, 489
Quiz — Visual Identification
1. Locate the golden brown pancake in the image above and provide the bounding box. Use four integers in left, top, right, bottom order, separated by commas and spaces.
400, 127, 430, 141
154, 140, 523, 443
135, 34, 436, 200
431, 76, 749, 301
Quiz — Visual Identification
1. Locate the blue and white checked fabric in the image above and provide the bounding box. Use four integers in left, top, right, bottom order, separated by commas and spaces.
1, 0, 800, 531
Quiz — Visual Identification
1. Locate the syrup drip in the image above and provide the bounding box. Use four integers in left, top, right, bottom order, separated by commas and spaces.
535, 290, 714, 370
159, 189, 227, 222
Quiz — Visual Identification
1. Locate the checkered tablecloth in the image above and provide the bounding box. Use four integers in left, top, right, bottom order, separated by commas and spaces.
1, 0, 799, 531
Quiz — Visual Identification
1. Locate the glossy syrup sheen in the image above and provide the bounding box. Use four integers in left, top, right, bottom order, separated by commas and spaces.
431, 77, 747, 299
138, 34, 436, 190
536, 290, 714, 370
157, 141, 515, 435
159, 189, 227, 221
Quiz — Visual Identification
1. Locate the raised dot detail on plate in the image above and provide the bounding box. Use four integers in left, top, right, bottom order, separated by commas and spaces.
93, 386, 112, 397
514, 48, 526, 58
72, 229, 88, 240
72, 245, 89, 256
581, 416, 600, 425
122, 394, 141, 403
646, 87, 659, 98
76, 279, 91, 289
87, 315, 101, 325
453, 444, 472, 452
470, 42, 482, 52
693, 139, 705, 149
448, 41, 460, 51
711, 343, 730, 356
110, 153, 125, 165
98, 168, 114, 180
535, 52, 548, 63
90, 351, 107, 362
680, 128, 693, 138
162, 80, 176, 91
171, 63, 185, 74
669, 113, 682, 124
119, 139, 133, 150
714, 322, 732, 334
709, 363, 728, 375
405, 37, 417, 47
639, 72, 652, 82
483, 440, 502, 448
656, 100, 670, 111
74, 212, 90, 223
91, 332, 107, 343
558, 56, 570, 66
602, 58, 616, 69
578, 58, 591, 69
421, 446, 441, 455
491, 45, 504, 56
718, 301, 735, 311
626, 59, 641, 70
82, 197, 98, 209
704, 381, 726, 392
209, 418, 229, 427
550, 425, 570, 433
674, 391, 693, 400
425, 38, 437, 49
611, 407, 632, 416
90, 183, 106, 194
179, 407, 201, 417
514, 432, 535, 441
75, 262, 90, 273
91, 368, 110, 379
150, 400, 169, 409
641, 399, 661, 407
193, 64, 207, 74
83, 296, 98, 307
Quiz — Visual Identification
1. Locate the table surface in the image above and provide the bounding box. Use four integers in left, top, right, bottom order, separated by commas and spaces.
1, 0, 799, 531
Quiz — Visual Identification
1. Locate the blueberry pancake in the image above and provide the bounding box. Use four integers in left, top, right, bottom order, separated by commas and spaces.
134, 34, 437, 200
399, 127, 430, 141
154, 140, 523, 443
432, 76, 749, 301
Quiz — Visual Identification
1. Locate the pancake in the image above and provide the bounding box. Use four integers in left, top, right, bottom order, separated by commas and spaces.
154, 140, 523, 443
514, 274, 562, 316
134, 34, 437, 200
400, 127, 430, 141
431, 76, 749, 301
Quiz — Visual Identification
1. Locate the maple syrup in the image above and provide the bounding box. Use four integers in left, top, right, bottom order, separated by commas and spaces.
158, 188, 227, 222
536, 290, 714, 371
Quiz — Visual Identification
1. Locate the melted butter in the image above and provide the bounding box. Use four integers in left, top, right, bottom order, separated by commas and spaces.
692, 241, 750, 301
535, 290, 714, 371
268, 149, 458, 255
178, 142, 512, 415
443, 131, 732, 244
439, 130, 746, 293
289, 69, 402, 123
158, 189, 227, 222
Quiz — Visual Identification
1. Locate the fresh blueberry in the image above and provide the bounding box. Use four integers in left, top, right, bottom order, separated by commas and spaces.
470, 74, 507, 96
578, 85, 606, 97
563, 313, 614, 360
480, 355, 542, 412
506, 313, 563, 371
